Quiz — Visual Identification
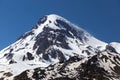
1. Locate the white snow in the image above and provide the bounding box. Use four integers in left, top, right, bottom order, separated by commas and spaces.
86, 36, 107, 50
109, 42, 120, 54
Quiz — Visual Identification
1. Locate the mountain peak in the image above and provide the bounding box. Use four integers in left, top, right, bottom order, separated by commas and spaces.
36, 14, 91, 41
37, 14, 60, 25
36, 14, 68, 31
47, 14, 63, 20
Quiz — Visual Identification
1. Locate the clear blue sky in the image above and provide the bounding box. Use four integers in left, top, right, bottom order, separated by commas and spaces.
0, 0, 120, 50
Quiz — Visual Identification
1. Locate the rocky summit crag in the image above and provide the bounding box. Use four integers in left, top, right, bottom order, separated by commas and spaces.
0, 14, 120, 80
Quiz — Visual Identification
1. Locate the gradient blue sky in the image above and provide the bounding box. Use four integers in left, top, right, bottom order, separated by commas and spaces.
0, 0, 120, 50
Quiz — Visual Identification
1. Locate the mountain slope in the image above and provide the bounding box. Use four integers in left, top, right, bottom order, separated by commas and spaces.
0, 14, 115, 80
13, 43, 120, 80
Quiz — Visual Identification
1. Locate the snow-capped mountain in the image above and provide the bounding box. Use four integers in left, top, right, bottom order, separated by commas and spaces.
0, 14, 120, 80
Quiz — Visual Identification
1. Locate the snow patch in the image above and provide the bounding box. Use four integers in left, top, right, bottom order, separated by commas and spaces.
109, 42, 120, 53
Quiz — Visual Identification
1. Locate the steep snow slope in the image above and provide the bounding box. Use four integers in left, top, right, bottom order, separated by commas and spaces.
0, 14, 107, 78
